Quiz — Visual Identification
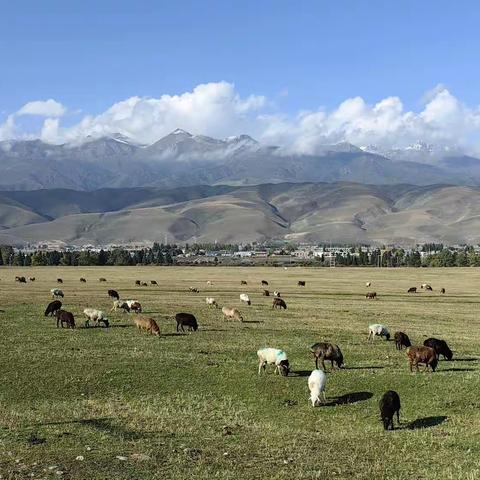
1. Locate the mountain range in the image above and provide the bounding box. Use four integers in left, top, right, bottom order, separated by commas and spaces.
2, 182, 480, 246
3, 129, 480, 190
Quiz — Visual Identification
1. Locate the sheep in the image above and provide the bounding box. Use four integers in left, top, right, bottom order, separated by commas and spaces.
368, 324, 390, 341
263, 289, 270, 296
310, 343, 344, 370
222, 306, 243, 322
407, 287, 417, 293
440, 288, 446, 294
55, 309, 75, 329
423, 338, 453, 361
206, 280, 213, 286
261, 280, 269, 286
421, 283, 433, 290
257, 348, 290, 376
205, 297, 218, 308
141, 282, 148, 287
150, 280, 158, 286
240, 293, 251, 306
134, 316, 160, 336
379, 391, 401, 430
175, 313, 198, 332
44, 300, 62, 317
366, 281, 371, 287
50, 288, 64, 299
189, 287, 199, 293
99, 277, 107, 282
108, 289, 120, 300
15, 276, 26, 283
407, 346, 438, 372
111, 300, 130, 313
308, 369, 327, 406
394, 331, 411, 350
129, 301, 142, 313
80, 277, 87, 283
125, 300, 139, 309
57, 278, 63, 284
29, 277, 35, 282
272, 297, 287, 309
241, 280, 247, 285
273, 291, 281, 297
298, 280, 306, 287
425, 285, 433, 291
365, 292, 377, 299
83, 308, 109, 328
135, 280, 141, 286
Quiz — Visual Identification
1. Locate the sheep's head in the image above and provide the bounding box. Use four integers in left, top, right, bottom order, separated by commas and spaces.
278, 360, 290, 376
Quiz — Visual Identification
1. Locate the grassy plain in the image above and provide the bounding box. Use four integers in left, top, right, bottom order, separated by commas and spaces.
0, 266, 479, 480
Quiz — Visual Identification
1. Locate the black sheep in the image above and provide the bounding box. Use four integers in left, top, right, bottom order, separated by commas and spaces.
45, 300, 62, 317
394, 331, 411, 350
175, 313, 198, 332
379, 390, 401, 430
108, 289, 120, 300
55, 309, 75, 329
423, 338, 453, 360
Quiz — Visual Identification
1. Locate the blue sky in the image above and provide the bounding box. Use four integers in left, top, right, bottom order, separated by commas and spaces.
1, 0, 480, 150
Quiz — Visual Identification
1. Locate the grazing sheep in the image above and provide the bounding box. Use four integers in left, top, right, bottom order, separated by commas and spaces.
83, 308, 109, 328
44, 300, 62, 317
368, 324, 390, 341
134, 316, 160, 336
55, 309, 75, 329
407, 287, 417, 293
205, 297, 218, 308
15, 276, 26, 283
263, 289, 270, 296
394, 331, 411, 350
421, 283, 433, 290
99, 278, 107, 282
206, 280, 213, 286
135, 280, 141, 286
222, 306, 243, 322
29, 277, 35, 282
379, 391, 401, 430
425, 285, 433, 291
240, 293, 251, 306
111, 300, 130, 313
298, 280, 306, 287
407, 346, 438, 372
129, 301, 142, 313
310, 343, 344, 370
189, 287, 200, 293
257, 348, 290, 376
141, 282, 148, 287
440, 288, 446, 294
308, 369, 327, 406
261, 280, 269, 286
108, 289, 120, 300
150, 280, 158, 285
365, 292, 377, 299
175, 312, 198, 332
50, 288, 64, 299
272, 297, 287, 309
57, 278, 63, 284
423, 338, 453, 360
366, 281, 371, 287
273, 291, 281, 297
241, 280, 247, 285
80, 278, 87, 283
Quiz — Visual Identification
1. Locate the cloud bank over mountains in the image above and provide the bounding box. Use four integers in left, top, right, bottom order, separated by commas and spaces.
2, 81, 480, 155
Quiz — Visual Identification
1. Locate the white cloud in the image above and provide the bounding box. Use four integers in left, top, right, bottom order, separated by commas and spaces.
16, 99, 66, 118
4, 83, 480, 157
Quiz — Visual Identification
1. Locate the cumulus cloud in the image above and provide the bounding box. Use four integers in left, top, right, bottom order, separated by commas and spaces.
4, 83, 480, 157
16, 99, 67, 118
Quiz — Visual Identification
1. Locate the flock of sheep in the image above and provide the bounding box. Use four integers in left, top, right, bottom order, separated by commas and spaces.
24, 274, 456, 431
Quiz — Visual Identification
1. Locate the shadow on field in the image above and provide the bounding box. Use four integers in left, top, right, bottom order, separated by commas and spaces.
344, 366, 384, 370
440, 367, 475, 372
454, 358, 479, 362
323, 391, 373, 406
241, 320, 263, 324
406, 416, 447, 430
292, 370, 312, 377
163, 333, 187, 337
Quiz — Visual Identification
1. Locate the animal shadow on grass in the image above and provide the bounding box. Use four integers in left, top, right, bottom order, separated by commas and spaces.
292, 370, 312, 377
406, 416, 447, 430
323, 391, 373, 407
453, 358, 479, 362
162, 332, 187, 337
344, 366, 384, 370
241, 320, 263, 324
439, 367, 475, 372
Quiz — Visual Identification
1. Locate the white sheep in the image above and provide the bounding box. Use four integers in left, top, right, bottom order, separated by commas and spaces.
206, 280, 213, 286
257, 348, 290, 376
111, 300, 130, 313
83, 308, 109, 328
222, 306, 243, 322
273, 291, 281, 297
124, 300, 139, 309
50, 288, 64, 299
366, 282, 371, 287
205, 297, 218, 308
368, 323, 391, 341
308, 369, 327, 406
240, 293, 251, 305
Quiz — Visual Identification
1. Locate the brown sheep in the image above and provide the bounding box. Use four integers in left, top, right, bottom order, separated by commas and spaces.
365, 292, 377, 299
55, 309, 75, 329
134, 316, 160, 336
407, 346, 438, 372
394, 331, 411, 350
272, 297, 287, 309
310, 342, 344, 371
130, 302, 142, 313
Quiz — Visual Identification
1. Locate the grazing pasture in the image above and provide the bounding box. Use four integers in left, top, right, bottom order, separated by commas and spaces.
0, 266, 480, 479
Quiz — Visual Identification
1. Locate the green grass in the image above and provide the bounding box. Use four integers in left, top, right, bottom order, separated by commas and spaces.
0, 266, 480, 479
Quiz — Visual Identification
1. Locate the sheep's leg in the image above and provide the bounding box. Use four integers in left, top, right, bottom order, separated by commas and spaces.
315, 356, 319, 369
396, 409, 400, 424
321, 356, 326, 372
258, 362, 263, 375
322, 391, 326, 403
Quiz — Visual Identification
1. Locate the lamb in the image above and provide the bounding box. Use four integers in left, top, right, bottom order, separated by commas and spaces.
55, 309, 75, 329
111, 300, 130, 313
421, 283, 433, 290
222, 306, 243, 322
423, 338, 453, 360
365, 292, 377, 299
394, 331, 411, 350
407, 346, 438, 372
50, 288, 64, 299
83, 308, 109, 328
175, 312, 198, 332
134, 316, 160, 336
308, 369, 327, 406
310, 342, 344, 370
125, 300, 139, 309
44, 300, 62, 317
272, 297, 287, 309
205, 297, 218, 308
368, 324, 390, 341
240, 293, 251, 305
379, 390, 401, 430
108, 289, 120, 300
257, 348, 290, 376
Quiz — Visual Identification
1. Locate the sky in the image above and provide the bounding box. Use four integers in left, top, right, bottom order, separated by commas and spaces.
2, 0, 480, 152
